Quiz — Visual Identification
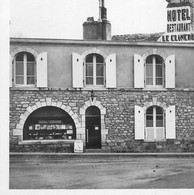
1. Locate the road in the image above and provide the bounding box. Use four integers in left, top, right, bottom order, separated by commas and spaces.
9, 154, 194, 189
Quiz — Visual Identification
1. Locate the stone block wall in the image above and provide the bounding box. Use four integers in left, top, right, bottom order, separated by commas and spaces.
10, 89, 194, 153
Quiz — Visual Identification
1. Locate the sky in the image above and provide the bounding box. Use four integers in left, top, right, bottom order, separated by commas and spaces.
10, 0, 168, 39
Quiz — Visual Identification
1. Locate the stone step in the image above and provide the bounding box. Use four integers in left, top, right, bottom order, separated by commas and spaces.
85, 149, 107, 153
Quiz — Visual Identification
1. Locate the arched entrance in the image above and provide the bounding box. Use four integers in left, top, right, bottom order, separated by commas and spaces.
23, 106, 76, 140
85, 106, 101, 149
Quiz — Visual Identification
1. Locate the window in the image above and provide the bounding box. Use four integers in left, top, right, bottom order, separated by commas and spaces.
85, 54, 104, 87
146, 106, 164, 141
134, 54, 175, 89
72, 52, 116, 89
14, 52, 35, 86
145, 55, 164, 88
135, 105, 176, 141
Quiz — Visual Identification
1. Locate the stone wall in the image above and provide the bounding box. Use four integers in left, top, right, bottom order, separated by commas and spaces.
10, 89, 194, 153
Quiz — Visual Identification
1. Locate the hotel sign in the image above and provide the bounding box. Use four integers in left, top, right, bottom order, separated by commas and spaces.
159, 6, 194, 42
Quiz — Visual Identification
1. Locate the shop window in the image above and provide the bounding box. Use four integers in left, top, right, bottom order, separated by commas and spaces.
23, 106, 76, 140
85, 54, 105, 87
14, 52, 35, 86
145, 106, 164, 141
145, 55, 164, 88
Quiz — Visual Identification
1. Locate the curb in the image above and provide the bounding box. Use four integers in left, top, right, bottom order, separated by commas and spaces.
10, 152, 194, 157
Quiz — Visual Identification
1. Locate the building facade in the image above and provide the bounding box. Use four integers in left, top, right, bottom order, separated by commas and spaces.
9, 0, 194, 153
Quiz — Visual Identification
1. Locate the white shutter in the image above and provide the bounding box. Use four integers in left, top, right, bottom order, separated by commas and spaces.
10, 55, 13, 87
166, 105, 176, 139
106, 53, 116, 88
134, 54, 144, 88
135, 105, 145, 140
165, 55, 175, 88
37, 52, 48, 87
72, 53, 83, 88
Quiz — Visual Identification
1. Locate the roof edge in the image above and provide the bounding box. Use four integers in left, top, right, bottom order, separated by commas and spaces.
10, 37, 194, 48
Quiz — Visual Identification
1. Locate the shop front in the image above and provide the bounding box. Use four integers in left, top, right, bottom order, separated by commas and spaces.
23, 106, 76, 141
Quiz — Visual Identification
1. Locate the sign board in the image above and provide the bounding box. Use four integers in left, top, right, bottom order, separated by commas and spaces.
158, 5, 194, 42
74, 140, 84, 153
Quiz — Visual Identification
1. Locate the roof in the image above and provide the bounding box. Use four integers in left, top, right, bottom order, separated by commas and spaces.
111, 32, 164, 42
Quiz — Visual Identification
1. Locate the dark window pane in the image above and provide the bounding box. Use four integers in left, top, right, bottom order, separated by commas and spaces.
16, 53, 24, 61
156, 78, 163, 85
86, 63, 93, 76
86, 54, 93, 63
156, 107, 163, 114
96, 63, 103, 76
86, 77, 93, 85
146, 56, 153, 63
96, 77, 104, 85
27, 53, 35, 61
156, 65, 163, 77
96, 54, 103, 63
146, 116, 153, 127
147, 107, 153, 114
146, 107, 153, 127
27, 77, 35, 85
155, 55, 163, 64
27, 62, 35, 76
156, 119, 163, 127
16, 62, 24, 75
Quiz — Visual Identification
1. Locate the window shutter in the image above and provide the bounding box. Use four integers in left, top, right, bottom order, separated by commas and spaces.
10, 55, 13, 87
166, 105, 176, 139
72, 53, 83, 88
134, 54, 144, 88
165, 55, 175, 88
37, 52, 48, 87
106, 53, 116, 88
135, 105, 145, 140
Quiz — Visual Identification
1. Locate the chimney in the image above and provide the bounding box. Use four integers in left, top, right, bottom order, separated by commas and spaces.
83, 0, 111, 40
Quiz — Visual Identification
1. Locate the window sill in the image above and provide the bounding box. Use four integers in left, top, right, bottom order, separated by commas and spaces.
82, 87, 108, 91
143, 88, 167, 91
19, 139, 77, 145
10, 87, 46, 90
144, 139, 166, 142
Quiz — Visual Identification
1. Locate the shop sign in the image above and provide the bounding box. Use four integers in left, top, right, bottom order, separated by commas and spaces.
158, 6, 194, 42
38, 120, 62, 124
74, 140, 84, 153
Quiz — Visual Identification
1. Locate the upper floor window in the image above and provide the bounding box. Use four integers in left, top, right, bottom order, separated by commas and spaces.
14, 52, 35, 86
134, 54, 175, 89
145, 55, 164, 88
72, 52, 116, 89
85, 54, 104, 87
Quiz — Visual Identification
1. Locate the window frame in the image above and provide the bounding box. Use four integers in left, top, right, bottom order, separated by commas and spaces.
145, 55, 165, 89
14, 52, 36, 87
84, 54, 105, 89
145, 106, 165, 142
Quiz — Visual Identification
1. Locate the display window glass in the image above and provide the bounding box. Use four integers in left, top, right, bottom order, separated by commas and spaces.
23, 106, 76, 140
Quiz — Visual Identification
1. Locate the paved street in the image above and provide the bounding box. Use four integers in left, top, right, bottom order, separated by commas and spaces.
10, 154, 194, 189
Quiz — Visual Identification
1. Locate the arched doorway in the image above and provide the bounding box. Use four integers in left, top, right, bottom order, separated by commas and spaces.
85, 106, 101, 149
23, 106, 76, 140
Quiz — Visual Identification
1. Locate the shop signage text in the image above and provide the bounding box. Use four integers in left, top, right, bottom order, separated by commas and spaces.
39, 120, 62, 124
159, 5, 194, 42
